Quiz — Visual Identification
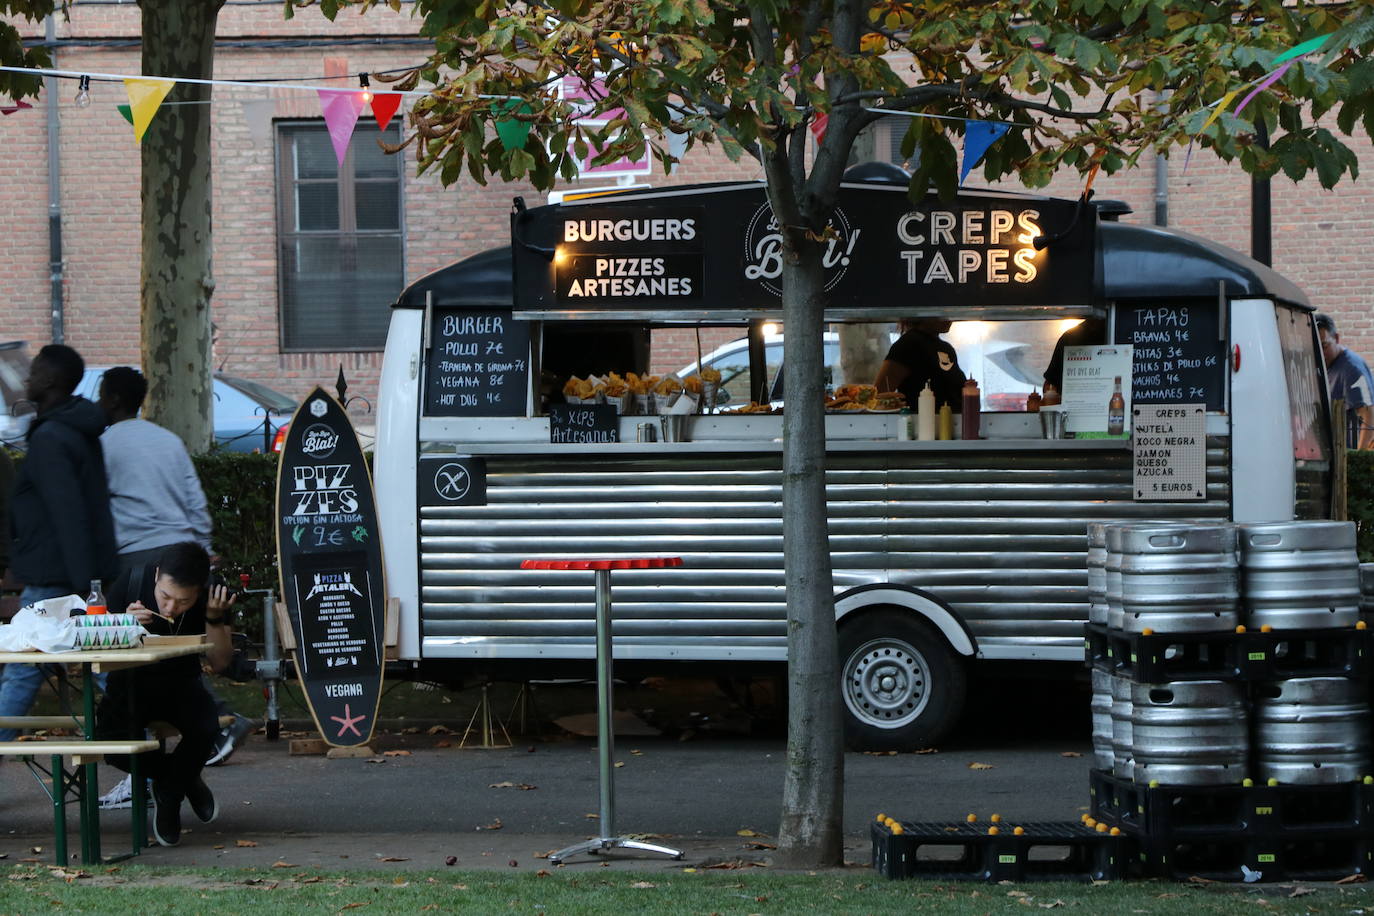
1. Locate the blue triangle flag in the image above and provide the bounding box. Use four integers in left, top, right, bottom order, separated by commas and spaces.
960, 120, 1011, 185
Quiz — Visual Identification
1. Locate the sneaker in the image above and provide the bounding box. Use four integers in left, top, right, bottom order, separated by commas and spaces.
98, 775, 133, 810
205, 714, 254, 767
186, 775, 218, 824
98, 775, 153, 810
151, 780, 182, 847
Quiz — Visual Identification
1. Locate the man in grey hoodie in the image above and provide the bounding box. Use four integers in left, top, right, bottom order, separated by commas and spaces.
0, 344, 117, 740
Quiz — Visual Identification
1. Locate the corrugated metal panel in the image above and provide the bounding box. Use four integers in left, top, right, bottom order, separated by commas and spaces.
419, 441, 1230, 660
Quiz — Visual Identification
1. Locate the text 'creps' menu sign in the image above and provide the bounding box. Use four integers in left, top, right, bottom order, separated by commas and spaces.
1114, 304, 1224, 411
1133, 404, 1207, 501
425, 308, 530, 417
277, 388, 388, 747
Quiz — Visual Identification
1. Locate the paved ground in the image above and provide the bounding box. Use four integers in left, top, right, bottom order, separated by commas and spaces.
0, 720, 1094, 872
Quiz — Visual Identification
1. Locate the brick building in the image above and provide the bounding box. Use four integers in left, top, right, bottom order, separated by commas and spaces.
2, 4, 1370, 427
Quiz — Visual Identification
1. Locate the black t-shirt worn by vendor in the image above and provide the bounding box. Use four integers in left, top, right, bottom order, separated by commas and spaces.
885, 330, 966, 409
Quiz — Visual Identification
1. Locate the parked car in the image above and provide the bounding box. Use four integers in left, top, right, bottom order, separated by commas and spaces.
0, 341, 34, 448
74, 368, 298, 453
675, 334, 842, 407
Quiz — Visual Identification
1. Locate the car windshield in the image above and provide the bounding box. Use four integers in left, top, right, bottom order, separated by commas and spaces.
217, 375, 297, 413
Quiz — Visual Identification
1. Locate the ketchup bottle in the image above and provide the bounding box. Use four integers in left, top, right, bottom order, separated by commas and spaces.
961, 378, 981, 440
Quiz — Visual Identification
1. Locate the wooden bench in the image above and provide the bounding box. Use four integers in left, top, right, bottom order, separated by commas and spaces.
0, 736, 160, 862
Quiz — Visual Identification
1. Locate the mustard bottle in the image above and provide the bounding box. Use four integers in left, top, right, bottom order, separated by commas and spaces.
937, 403, 954, 440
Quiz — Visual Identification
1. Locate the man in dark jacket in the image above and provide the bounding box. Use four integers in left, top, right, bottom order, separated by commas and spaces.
0, 344, 117, 741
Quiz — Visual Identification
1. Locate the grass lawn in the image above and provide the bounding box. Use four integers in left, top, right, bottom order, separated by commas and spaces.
0, 865, 1369, 914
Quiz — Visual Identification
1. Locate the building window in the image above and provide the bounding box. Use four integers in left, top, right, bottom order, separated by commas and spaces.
276, 121, 404, 351
849, 115, 917, 172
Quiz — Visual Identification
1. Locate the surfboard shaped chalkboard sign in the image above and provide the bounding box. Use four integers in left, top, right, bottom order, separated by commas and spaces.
275, 387, 387, 747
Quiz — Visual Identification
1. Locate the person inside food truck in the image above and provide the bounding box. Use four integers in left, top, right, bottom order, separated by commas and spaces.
874, 318, 966, 409
1042, 317, 1108, 402
1316, 312, 1374, 449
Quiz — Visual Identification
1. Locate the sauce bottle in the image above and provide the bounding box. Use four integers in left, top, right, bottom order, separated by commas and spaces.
961, 378, 981, 441
85, 579, 107, 615
1042, 384, 1061, 407
1108, 376, 1126, 436
937, 403, 954, 440
917, 383, 937, 441
1026, 389, 1042, 413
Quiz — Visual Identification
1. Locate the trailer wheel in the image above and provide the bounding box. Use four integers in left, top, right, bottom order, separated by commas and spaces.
839, 610, 966, 752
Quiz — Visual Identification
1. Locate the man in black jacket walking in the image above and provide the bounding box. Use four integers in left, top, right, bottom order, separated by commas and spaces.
0, 344, 117, 740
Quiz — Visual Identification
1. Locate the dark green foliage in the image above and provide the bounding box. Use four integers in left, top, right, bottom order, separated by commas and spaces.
194, 451, 279, 638
1347, 448, 1374, 562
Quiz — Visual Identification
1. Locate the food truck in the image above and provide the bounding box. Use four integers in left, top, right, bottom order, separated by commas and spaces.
373, 177, 1333, 750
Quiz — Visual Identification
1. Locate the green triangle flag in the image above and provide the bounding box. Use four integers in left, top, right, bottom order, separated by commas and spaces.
117, 104, 133, 125
1274, 34, 1331, 65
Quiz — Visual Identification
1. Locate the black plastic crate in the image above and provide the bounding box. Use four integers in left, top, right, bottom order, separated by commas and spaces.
1093, 769, 1374, 837
871, 819, 1128, 882
1136, 827, 1374, 882
1237, 626, 1372, 680
1084, 623, 1243, 682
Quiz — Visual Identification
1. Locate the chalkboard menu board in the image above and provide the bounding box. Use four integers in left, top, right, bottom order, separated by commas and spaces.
276, 388, 387, 748
425, 308, 530, 416
1114, 303, 1225, 411
549, 403, 620, 443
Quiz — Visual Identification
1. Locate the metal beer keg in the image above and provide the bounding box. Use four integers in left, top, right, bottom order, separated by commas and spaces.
1130, 680, 1248, 786
1117, 523, 1239, 633
1109, 674, 1135, 781
1086, 522, 1109, 626
1104, 524, 1127, 630
1361, 563, 1374, 626
1253, 677, 1372, 784
1090, 668, 1114, 771
1239, 521, 1360, 630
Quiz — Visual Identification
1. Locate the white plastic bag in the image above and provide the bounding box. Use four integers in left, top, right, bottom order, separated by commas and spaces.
0, 597, 82, 652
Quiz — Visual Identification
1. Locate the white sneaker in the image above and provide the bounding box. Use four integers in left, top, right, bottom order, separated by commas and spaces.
98, 775, 152, 810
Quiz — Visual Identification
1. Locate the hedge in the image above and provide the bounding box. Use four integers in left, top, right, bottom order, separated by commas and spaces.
1347, 448, 1374, 562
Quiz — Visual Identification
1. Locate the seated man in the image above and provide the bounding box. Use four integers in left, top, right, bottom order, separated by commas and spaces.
95, 541, 236, 847
874, 318, 966, 410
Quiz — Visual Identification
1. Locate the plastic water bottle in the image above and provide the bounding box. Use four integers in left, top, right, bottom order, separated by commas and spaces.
85, 579, 107, 615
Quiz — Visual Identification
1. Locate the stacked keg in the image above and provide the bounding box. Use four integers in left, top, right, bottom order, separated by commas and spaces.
1087, 519, 1370, 787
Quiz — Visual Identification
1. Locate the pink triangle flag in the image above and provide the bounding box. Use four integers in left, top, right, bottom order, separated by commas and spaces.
370, 92, 402, 132
318, 89, 367, 166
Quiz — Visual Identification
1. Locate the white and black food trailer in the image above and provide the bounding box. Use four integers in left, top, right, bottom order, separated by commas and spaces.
373, 178, 1333, 750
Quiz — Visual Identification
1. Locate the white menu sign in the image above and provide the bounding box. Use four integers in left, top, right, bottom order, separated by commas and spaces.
1062, 345, 1133, 434
1133, 404, 1207, 501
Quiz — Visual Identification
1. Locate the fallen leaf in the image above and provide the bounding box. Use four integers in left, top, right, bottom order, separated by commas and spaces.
1337, 874, 1368, 884
377, 856, 409, 862
968, 762, 995, 770
383, 750, 411, 757
1287, 887, 1316, 898
339, 904, 369, 911
477, 818, 503, 831
392, 877, 409, 886
1038, 901, 1065, 909
614, 761, 625, 768
365, 757, 387, 764
585, 813, 600, 820
1060, 752, 1082, 758
1185, 875, 1217, 885
534, 849, 557, 859
426, 725, 454, 735
535, 869, 551, 877
863, 750, 898, 756
488, 781, 536, 790
435, 740, 452, 749
743, 842, 777, 850
271, 861, 297, 868
297, 876, 323, 884
630, 749, 643, 756
632, 881, 657, 888
236, 840, 259, 848
737, 829, 768, 838
1008, 891, 1030, 898
213, 845, 225, 850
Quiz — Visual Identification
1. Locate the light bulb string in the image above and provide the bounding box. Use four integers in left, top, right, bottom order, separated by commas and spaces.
6, 64, 431, 97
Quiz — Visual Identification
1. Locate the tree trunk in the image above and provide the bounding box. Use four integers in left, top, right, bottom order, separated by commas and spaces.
774, 243, 844, 868
139, 0, 224, 452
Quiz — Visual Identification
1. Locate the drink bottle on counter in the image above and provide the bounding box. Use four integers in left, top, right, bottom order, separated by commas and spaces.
85, 579, 107, 615
937, 403, 954, 440
1108, 376, 1126, 436
961, 378, 981, 440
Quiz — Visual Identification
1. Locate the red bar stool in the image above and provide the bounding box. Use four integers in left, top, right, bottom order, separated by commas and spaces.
520, 556, 684, 864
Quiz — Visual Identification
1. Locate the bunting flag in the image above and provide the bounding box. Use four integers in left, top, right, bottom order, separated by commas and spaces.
1233, 60, 1293, 117
959, 120, 1010, 184
116, 104, 133, 125
1274, 33, 1331, 65
319, 89, 367, 166
810, 112, 829, 144
493, 99, 533, 151
124, 78, 173, 143
370, 92, 402, 131
0, 99, 31, 115
1199, 88, 1241, 135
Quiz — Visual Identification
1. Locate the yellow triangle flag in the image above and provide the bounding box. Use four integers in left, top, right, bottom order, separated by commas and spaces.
1199, 88, 1240, 135
124, 78, 174, 143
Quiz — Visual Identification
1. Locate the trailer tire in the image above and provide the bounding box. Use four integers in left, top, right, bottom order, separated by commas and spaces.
839, 610, 966, 752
